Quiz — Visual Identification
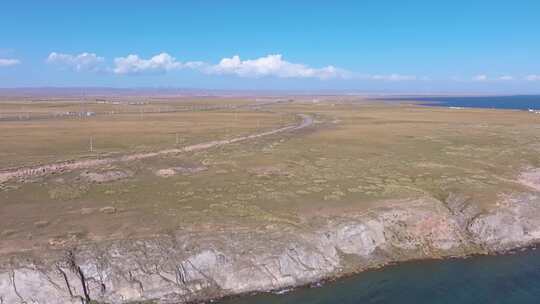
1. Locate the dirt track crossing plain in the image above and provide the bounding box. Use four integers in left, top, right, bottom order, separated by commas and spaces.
3, 96, 540, 303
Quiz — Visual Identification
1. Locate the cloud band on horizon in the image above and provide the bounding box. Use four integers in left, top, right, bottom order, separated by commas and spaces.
43, 52, 540, 83
0, 58, 21, 67
46, 52, 421, 81
205, 54, 349, 79
46, 52, 104, 72
113, 53, 204, 75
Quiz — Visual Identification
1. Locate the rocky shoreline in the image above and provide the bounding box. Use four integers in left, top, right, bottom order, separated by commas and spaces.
2, 190, 540, 304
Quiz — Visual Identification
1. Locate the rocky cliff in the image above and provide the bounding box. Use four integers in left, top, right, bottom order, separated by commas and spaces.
2, 193, 540, 304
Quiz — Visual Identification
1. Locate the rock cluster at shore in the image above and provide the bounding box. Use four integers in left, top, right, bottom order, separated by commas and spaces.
2, 192, 540, 304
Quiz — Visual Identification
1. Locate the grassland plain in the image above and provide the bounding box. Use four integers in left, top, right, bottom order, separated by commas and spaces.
2, 97, 540, 303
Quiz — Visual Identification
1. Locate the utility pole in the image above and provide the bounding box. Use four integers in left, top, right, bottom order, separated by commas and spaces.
89, 136, 94, 152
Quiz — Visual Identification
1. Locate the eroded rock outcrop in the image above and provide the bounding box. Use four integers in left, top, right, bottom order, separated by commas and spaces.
468, 193, 540, 251
4, 194, 528, 304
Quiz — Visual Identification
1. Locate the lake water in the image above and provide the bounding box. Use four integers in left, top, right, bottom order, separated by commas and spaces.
217, 248, 540, 304
392, 95, 540, 110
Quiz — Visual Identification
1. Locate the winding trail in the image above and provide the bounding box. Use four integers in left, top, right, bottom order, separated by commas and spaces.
0, 114, 313, 184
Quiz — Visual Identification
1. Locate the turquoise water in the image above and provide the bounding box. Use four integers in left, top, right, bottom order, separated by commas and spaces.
217, 248, 540, 304
390, 95, 540, 110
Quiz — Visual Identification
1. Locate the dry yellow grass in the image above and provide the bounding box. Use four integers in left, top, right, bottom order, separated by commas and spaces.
2, 97, 540, 255
0, 99, 288, 167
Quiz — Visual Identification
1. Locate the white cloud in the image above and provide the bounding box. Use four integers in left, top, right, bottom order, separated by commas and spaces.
472, 74, 488, 81
47, 52, 104, 71
113, 53, 203, 75
0, 58, 20, 67
206, 54, 349, 79
368, 74, 417, 81
525, 75, 540, 81
498, 75, 514, 81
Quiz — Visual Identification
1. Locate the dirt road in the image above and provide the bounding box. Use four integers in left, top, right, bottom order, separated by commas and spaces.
0, 113, 313, 183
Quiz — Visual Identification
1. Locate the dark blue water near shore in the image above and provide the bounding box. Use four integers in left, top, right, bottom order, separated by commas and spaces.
217, 248, 540, 304
393, 95, 540, 110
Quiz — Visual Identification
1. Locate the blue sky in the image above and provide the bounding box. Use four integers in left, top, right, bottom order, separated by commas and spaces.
1, 0, 539, 93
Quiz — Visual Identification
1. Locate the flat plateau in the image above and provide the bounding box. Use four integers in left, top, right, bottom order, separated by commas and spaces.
2, 97, 540, 303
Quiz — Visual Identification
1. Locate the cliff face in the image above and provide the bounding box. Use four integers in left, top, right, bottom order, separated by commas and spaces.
2, 194, 540, 304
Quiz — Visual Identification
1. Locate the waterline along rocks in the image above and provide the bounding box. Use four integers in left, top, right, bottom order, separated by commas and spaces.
2, 192, 540, 304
